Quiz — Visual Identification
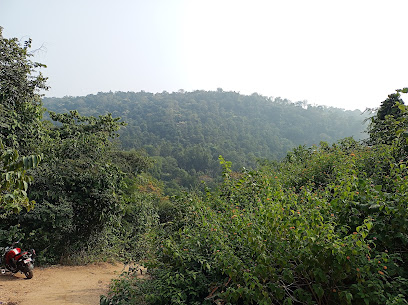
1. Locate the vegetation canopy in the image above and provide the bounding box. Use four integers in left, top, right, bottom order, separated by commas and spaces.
43, 90, 368, 194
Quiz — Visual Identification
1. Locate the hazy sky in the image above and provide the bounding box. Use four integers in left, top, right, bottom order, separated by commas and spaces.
1, 0, 407, 110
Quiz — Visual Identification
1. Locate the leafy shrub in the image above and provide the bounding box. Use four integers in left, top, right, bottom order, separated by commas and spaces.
104, 139, 408, 304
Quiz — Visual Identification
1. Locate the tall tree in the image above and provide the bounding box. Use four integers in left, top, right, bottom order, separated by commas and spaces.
0, 28, 46, 214
0, 27, 48, 154
367, 88, 408, 146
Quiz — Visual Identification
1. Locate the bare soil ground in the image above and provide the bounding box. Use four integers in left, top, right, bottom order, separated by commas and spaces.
0, 262, 144, 305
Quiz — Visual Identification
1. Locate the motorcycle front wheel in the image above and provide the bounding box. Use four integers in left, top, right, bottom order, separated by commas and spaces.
25, 270, 33, 279
22, 262, 34, 279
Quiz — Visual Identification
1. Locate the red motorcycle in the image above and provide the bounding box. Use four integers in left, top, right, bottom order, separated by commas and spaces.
1, 242, 36, 279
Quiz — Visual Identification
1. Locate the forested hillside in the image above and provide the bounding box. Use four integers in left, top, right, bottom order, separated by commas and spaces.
43, 91, 367, 192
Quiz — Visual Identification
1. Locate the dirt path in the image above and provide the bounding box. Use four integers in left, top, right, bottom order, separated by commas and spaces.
0, 262, 143, 305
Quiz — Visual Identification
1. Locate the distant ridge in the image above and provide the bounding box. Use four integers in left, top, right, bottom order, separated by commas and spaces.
43, 90, 368, 191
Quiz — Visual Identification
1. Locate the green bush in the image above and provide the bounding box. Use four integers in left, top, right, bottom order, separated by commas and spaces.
104, 139, 408, 304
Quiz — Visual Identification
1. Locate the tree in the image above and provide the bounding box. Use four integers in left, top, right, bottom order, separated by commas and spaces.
367, 88, 408, 146
0, 28, 46, 215
0, 27, 48, 154
0, 140, 41, 215
28, 111, 126, 241
1, 109, 127, 262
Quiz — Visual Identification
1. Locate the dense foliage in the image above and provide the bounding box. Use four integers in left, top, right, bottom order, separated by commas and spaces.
0, 139, 42, 215
43, 91, 367, 193
0, 27, 46, 215
103, 90, 408, 304
0, 27, 48, 154
367, 88, 408, 147
0, 29, 160, 263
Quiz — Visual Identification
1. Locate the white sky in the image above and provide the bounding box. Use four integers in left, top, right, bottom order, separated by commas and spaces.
1, 0, 407, 110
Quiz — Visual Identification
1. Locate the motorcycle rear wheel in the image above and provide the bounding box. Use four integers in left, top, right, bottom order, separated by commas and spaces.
25, 270, 33, 279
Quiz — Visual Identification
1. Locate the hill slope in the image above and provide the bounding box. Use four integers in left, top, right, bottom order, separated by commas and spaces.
43, 90, 368, 190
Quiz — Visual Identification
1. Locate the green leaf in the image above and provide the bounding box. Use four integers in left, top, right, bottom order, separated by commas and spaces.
312, 284, 324, 299
345, 292, 353, 304
284, 298, 293, 305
